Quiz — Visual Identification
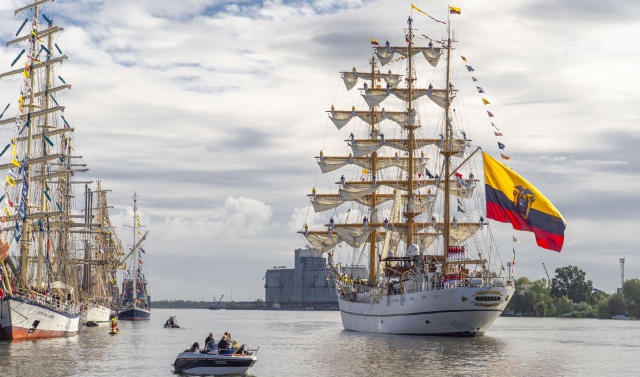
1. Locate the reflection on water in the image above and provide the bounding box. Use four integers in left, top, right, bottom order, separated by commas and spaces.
1, 310, 640, 376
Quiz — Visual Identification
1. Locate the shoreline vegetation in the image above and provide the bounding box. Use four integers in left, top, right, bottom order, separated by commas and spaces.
505, 265, 639, 319
152, 265, 639, 319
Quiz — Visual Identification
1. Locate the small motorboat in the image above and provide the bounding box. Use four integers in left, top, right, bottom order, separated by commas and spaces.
173, 347, 258, 376
164, 315, 180, 328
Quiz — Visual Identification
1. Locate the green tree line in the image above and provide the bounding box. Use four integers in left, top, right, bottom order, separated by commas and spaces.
507, 265, 640, 318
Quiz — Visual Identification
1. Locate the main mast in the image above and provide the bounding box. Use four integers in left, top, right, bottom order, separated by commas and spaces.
404, 17, 417, 247
442, 17, 454, 272
368, 51, 378, 284
132, 192, 139, 303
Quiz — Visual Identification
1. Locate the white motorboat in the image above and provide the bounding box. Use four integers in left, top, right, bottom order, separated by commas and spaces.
173, 348, 258, 376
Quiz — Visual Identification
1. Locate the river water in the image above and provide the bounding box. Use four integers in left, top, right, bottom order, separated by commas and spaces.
1, 309, 638, 376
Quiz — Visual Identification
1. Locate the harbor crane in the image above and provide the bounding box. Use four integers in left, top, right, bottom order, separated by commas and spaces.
542, 263, 551, 287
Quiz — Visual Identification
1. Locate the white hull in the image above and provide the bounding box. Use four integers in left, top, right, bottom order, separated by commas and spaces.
173, 352, 258, 376
0, 296, 80, 340
338, 284, 514, 336
83, 304, 112, 326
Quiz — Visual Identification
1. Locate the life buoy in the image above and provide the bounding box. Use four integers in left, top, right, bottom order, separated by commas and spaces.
449, 283, 455, 289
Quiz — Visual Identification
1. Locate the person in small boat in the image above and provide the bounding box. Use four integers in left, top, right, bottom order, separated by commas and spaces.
205, 332, 214, 346
217, 335, 230, 351
185, 342, 200, 353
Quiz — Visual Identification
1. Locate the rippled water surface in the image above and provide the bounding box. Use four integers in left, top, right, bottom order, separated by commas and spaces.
1, 309, 639, 376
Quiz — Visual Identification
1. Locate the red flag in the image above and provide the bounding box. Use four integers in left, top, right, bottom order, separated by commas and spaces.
501, 154, 510, 160
487, 110, 494, 117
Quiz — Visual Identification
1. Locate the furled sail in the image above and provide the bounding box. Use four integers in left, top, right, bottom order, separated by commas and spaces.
344, 180, 430, 192
317, 156, 427, 174
448, 224, 481, 246
351, 138, 443, 156
438, 180, 476, 199
362, 93, 389, 108
375, 46, 443, 67
421, 48, 442, 67
304, 233, 341, 253
311, 195, 345, 212
334, 227, 373, 249
328, 110, 416, 129
311, 193, 398, 213
341, 71, 373, 90
385, 110, 416, 127
339, 185, 378, 200
328, 111, 354, 129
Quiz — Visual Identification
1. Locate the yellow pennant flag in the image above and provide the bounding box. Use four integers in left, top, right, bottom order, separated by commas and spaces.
362, 168, 369, 174
412, 3, 430, 17
10, 157, 21, 167
6, 176, 15, 186
412, 3, 446, 24
3, 206, 10, 216
461, 56, 467, 62
482, 98, 490, 105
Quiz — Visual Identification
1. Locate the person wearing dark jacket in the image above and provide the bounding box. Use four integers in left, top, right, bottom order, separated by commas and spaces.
205, 333, 214, 347
217, 335, 230, 350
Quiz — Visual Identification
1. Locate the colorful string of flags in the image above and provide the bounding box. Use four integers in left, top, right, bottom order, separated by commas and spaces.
461, 55, 511, 160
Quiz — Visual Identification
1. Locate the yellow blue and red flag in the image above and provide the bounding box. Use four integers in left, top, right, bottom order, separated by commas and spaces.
483, 152, 566, 252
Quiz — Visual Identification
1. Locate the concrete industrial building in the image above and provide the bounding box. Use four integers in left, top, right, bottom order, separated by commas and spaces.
264, 247, 338, 310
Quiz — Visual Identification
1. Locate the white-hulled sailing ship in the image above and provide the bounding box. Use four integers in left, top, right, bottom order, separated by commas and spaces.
0, 0, 84, 340
80, 181, 124, 326
117, 192, 150, 320
300, 7, 565, 336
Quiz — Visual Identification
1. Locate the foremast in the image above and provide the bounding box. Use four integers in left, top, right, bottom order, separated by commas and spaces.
0, 0, 73, 291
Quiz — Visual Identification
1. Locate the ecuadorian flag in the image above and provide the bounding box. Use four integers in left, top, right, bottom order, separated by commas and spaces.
483, 152, 566, 252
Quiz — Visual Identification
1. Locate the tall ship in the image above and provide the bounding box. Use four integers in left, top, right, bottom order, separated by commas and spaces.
0, 0, 85, 339
300, 6, 566, 336
117, 192, 150, 320
80, 181, 124, 326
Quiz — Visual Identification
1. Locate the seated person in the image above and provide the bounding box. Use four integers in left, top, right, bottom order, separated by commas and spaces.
218, 335, 231, 354
184, 342, 200, 353
206, 338, 218, 352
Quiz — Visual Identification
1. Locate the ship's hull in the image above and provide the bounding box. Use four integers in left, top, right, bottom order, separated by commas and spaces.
0, 296, 80, 340
173, 352, 257, 376
338, 285, 514, 336
83, 304, 113, 326
118, 306, 151, 321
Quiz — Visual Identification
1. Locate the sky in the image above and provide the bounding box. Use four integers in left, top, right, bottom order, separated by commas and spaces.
0, 0, 639, 301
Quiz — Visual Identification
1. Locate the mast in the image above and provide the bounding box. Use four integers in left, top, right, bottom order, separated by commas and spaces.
19, 3, 40, 285
442, 16, 454, 272
132, 192, 138, 304
368, 49, 378, 283
36, 10, 56, 289
404, 16, 417, 247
